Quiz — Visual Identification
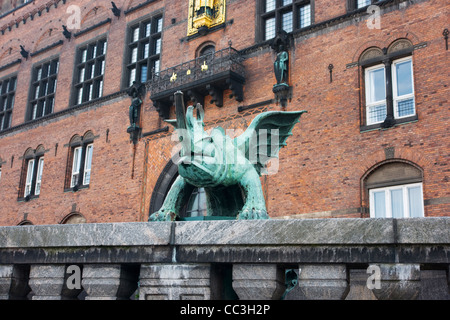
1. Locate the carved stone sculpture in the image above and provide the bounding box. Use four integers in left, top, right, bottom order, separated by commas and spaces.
149, 91, 306, 221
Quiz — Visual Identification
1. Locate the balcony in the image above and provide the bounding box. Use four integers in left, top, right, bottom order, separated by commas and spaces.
148, 46, 245, 119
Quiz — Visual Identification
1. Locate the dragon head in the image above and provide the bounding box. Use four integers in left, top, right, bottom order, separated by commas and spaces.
168, 91, 224, 187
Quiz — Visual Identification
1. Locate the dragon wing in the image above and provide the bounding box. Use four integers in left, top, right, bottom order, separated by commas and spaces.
233, 110, 306, 175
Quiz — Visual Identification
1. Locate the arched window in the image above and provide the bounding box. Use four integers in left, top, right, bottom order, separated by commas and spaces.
196, 43, 216, 72
359, 39, 416, 129
60, 212, 87, 224
363, 160, 424, 218
149, 160, 208, 220
65, 131, 95, 191
17, 220, 33, 226
18, 146, 45, 200
198, 44, 215, 58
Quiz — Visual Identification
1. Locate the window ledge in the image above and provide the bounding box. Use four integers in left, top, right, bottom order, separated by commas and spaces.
64, 185, 89, 193
360, 115, 418, 133
17, 195, 39, 202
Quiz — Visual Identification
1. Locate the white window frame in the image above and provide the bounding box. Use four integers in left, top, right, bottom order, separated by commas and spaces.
71, 147, 82, 188
369, 183, 424, 218
392, 56, 415, 119
365, 56, 416, 126
365, 64, 387, 125
24, 159, 35, 197
35, 157, 44, 196
83, 143, 93, 185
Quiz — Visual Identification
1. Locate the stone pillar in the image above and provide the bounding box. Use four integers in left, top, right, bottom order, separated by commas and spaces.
345, 269, 377, 300
0, 265, 30, 300
419, 270, 450, 299
371, 264, 420, 300
139, 264, 211, 300
447, 265, 450, 293
29, 265, 66, 300
82, 264, 139, 300
232, 264, 285, 300
0, 265, 14, 300
298, 264, 349, 300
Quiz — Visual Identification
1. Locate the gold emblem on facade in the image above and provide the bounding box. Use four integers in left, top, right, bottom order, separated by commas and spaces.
201, 61, 208, 71
187, 0, 226, 36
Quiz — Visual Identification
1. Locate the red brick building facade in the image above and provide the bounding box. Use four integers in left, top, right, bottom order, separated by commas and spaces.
0, 0, 448, 226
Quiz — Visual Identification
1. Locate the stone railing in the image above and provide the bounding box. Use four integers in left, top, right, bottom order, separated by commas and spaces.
0, 218, 449, 300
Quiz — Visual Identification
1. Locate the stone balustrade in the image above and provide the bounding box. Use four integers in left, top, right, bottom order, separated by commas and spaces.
0, 218, 449, 300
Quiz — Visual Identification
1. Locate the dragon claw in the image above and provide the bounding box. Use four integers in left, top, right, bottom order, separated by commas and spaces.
238, 208, 269, 220
148, 210, 177, 222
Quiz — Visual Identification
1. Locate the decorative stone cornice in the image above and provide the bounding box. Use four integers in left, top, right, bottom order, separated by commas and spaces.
0, 0, 68, 36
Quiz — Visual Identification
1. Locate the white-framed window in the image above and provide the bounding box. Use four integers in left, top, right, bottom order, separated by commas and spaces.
24, 156, 44, 197
365, 56, 415, 125
83, 143, 93, 185
24, 159, 35, 197
71, 146, 82, 188
365, 64, 387, 125
369, 183, 424, 218
35, 158, 44, 195
70, 143, 93, 188
392, 57, 415, 119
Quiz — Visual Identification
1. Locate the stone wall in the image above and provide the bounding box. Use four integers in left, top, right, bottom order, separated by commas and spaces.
0, 0, 449, 225
0, 218, 449, 300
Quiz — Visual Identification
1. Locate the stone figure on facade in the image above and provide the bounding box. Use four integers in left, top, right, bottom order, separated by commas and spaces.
127, 81, 144, 143
194, 0, 215, 17
149, 91, 306, 221
128, 91, 142, 130
274, 45, 289, 85
271, 30, 292, 107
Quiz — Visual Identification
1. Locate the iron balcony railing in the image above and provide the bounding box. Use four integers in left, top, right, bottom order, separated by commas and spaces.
149, 46, 245, 95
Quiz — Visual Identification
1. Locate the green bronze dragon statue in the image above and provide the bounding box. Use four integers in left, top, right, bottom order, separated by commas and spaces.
149, 91, 306, 221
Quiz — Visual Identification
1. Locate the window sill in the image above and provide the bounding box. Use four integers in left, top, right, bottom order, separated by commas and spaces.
360, 115, 418, 133
347, 0, 391, 13
18, 195, 40, 202
64, 184, 90, 193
